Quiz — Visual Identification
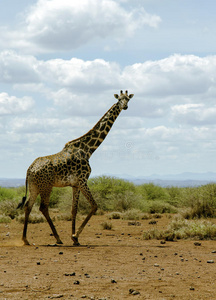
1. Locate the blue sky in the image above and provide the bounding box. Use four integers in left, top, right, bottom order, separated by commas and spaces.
0, 0, 216, 178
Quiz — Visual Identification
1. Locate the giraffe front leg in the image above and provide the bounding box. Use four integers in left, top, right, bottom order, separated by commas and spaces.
72, 182, 97, 245
71, 186, 80, 246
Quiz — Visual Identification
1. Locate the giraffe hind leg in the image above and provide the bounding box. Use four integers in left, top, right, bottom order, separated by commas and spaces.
39, 199, 63, 244
22, 191, 38, 245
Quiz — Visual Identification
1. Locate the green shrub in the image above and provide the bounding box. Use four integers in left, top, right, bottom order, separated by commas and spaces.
0, 187, 16, 202
148, 201, 177, 214
138, 183, 170, 201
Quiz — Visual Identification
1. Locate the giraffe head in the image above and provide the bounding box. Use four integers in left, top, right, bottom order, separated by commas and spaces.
114, 90, 134, 110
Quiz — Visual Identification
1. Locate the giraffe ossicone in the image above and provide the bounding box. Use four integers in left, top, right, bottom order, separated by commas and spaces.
17, 90, 134, 246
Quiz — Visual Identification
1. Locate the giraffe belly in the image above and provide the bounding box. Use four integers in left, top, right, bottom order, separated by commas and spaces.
54, 174, 78, 187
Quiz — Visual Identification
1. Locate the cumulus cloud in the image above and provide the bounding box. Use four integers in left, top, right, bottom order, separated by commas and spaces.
0, 93, 34, 116
122, 54, 214, 96
0, 51, 40, 84
0, 0, 161, 53
2, 51, 216, 122
172, 103, 216, 125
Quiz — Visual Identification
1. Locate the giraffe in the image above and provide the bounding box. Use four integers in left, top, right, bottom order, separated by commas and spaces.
17, 90, 134, 246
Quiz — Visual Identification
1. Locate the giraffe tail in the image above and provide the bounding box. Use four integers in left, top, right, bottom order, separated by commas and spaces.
17, 177, 28, 209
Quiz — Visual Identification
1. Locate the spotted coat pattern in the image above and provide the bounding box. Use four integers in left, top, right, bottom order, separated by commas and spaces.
19, 91, 134, 245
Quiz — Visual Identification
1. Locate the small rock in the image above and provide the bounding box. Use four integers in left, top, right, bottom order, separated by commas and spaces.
160, 240, 166, 244
111, 279, 117, 283
6, 232, 10, 237
73, 280, 80, 285
59, 252, 63, 255
194, 242, 201, 246
48, 295, 64, 299
36, 262, 41, 265
212, 250, 216, 253
190, 287, 195, 291
154, 264, 159, 267
149, 220, 157, 225
207, 260, 214, 264
129, 289, 140, 295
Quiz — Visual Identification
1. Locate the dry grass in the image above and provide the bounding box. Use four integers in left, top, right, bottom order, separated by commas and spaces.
143, 216, 216, 241
101, 221, 113, 230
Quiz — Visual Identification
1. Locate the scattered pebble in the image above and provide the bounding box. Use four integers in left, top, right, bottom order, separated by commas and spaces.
149, 220, 157, 225
129, 289, 140, 295
212, 250, 216, 253
194, 242, 201, 246
48, 295, 64, 299
154, 264, 159, 267
111, 279, 117, 283
190, 287, 195, 291
36, 262, 41, 265
65, 272, 76, 276
59, 252, 63, 255
73, 280, 80, 285
128, 221, 141, 226
207, 260, 214, 264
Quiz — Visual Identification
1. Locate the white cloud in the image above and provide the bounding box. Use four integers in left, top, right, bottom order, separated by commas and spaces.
172, 103, 216, 125
0, 51, 39, 83
39, 58, 121, 91
0, 93, 34, 116
0, 0, 161, 53
122, 54, 215, 96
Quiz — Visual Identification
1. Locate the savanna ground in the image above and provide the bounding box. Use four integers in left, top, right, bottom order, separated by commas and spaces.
0, 177, 216, 299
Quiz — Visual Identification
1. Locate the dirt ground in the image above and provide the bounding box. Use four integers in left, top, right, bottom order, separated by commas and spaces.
0, 214, 216, 300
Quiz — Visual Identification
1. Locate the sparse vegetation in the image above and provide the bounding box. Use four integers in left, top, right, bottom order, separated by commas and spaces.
0, 176, 216, 242
143, 216, 216, 241
101, 221, 113, 230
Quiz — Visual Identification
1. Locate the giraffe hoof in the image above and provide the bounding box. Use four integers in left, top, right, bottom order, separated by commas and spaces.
72, 236, 80, 246
23, 240, 30, 246
57, 240, 63, 245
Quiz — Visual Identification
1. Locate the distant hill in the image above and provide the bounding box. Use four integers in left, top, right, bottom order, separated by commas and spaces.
1, 172, 216, 188
0, 178, 25, 188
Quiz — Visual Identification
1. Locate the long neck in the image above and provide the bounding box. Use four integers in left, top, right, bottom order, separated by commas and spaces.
64, 102, 122, 158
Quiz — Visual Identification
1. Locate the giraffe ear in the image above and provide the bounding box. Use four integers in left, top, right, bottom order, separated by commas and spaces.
114, 94, 119, 99
129, 94, 134, 99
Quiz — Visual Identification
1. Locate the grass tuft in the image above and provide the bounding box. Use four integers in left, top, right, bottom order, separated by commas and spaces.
101, 221, 113, 230
143, 216, 216, 241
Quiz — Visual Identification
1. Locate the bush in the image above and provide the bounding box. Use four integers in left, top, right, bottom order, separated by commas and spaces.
107, 212, 122, 219
0, 199, 19, 219
101, 221, 113, 230
138, 183, 170, 201
143, 216, 216, 240
17, 213, 46, 224
148, 201, 177, 214
122, 209, 145, 220
0, 187, 16, 202
0, 214, 12, 223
